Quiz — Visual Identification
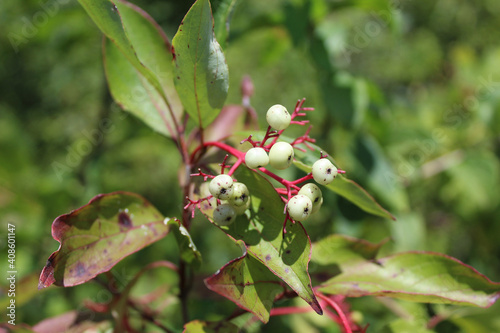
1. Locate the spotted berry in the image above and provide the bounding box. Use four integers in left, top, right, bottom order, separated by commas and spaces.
209, 174, 234, 200
229, 182, 250, 208
312, 158, 338, 185
298, 183, 323, 214
287, 194, 313, 221
213, 204, 236, 225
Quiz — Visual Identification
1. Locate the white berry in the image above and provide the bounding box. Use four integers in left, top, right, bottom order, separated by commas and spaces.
229, 182, 250, 208
213, 204, 236, 225
312, 159, 338, 185
266, 104, 291, 131
245, 147, 269, 169
209, 174, 234, 200
298, 183, 323, 214
269, 142, 294, 170
287, 195, 313, 221
233, 197, 251, 215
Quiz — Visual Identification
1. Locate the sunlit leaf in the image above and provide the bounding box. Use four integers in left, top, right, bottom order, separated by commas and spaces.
39, 192, 170, 288
104, 39, 175, 136
172, 0, 229, 128
199, 166, 322, 315
387, 318, 435, 333
114, 0, 183, 116
183, 320, 239, 333
78, 0, 180, 136
205, 243, 285, 323
318, 251, 500, 308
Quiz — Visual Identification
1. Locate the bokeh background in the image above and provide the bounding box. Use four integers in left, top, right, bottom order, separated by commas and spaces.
1, 0, 499, 331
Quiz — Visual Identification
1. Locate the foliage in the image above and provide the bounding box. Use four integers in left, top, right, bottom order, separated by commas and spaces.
1, 0, 500, 332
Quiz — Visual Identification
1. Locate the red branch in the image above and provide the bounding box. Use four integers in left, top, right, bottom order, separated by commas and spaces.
317, 293, 355, 333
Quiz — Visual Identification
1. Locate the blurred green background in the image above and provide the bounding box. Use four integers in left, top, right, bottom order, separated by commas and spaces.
1, 0, 499, 331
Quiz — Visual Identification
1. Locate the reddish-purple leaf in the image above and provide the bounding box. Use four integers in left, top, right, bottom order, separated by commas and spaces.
204, 105, 245, 142
0, 323, 35, 332
31, 310, 111, 333
205, 245, 285, 323
318, 251, 500, 308
39, 192, 170, 289
32, 311, 78, 333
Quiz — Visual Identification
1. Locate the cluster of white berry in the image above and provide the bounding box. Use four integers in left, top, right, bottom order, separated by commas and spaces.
208, 174, 250, 225
246, 105, 339, 222
206, 104, 339, 226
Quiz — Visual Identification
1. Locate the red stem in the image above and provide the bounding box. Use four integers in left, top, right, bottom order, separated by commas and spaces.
317, 293, 353, 333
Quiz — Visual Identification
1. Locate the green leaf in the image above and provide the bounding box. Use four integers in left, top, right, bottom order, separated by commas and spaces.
214, 0, 239, 49
205, 244, 285, 323
387, 318, 435, 333
104, 39, 175, 136
167, 219, 202, 269
78, 0, 180, 136
450, 301, 500, 333
183, 320, 239, 333
323, 169, 396, 221
199, 166, 322, 315
39, 192, 170, 288
317, 251, 500, 308
172, 0, 229, 128
113, 0, 183, 121
311, 234, 385, 268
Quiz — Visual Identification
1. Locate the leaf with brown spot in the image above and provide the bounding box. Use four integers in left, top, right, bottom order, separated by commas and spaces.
39, 192, 171, 288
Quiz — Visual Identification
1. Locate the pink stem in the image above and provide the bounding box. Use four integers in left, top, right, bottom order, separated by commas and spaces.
317, 293, 353, 333
291, 173, 314, 185
228, 159, 243, 176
